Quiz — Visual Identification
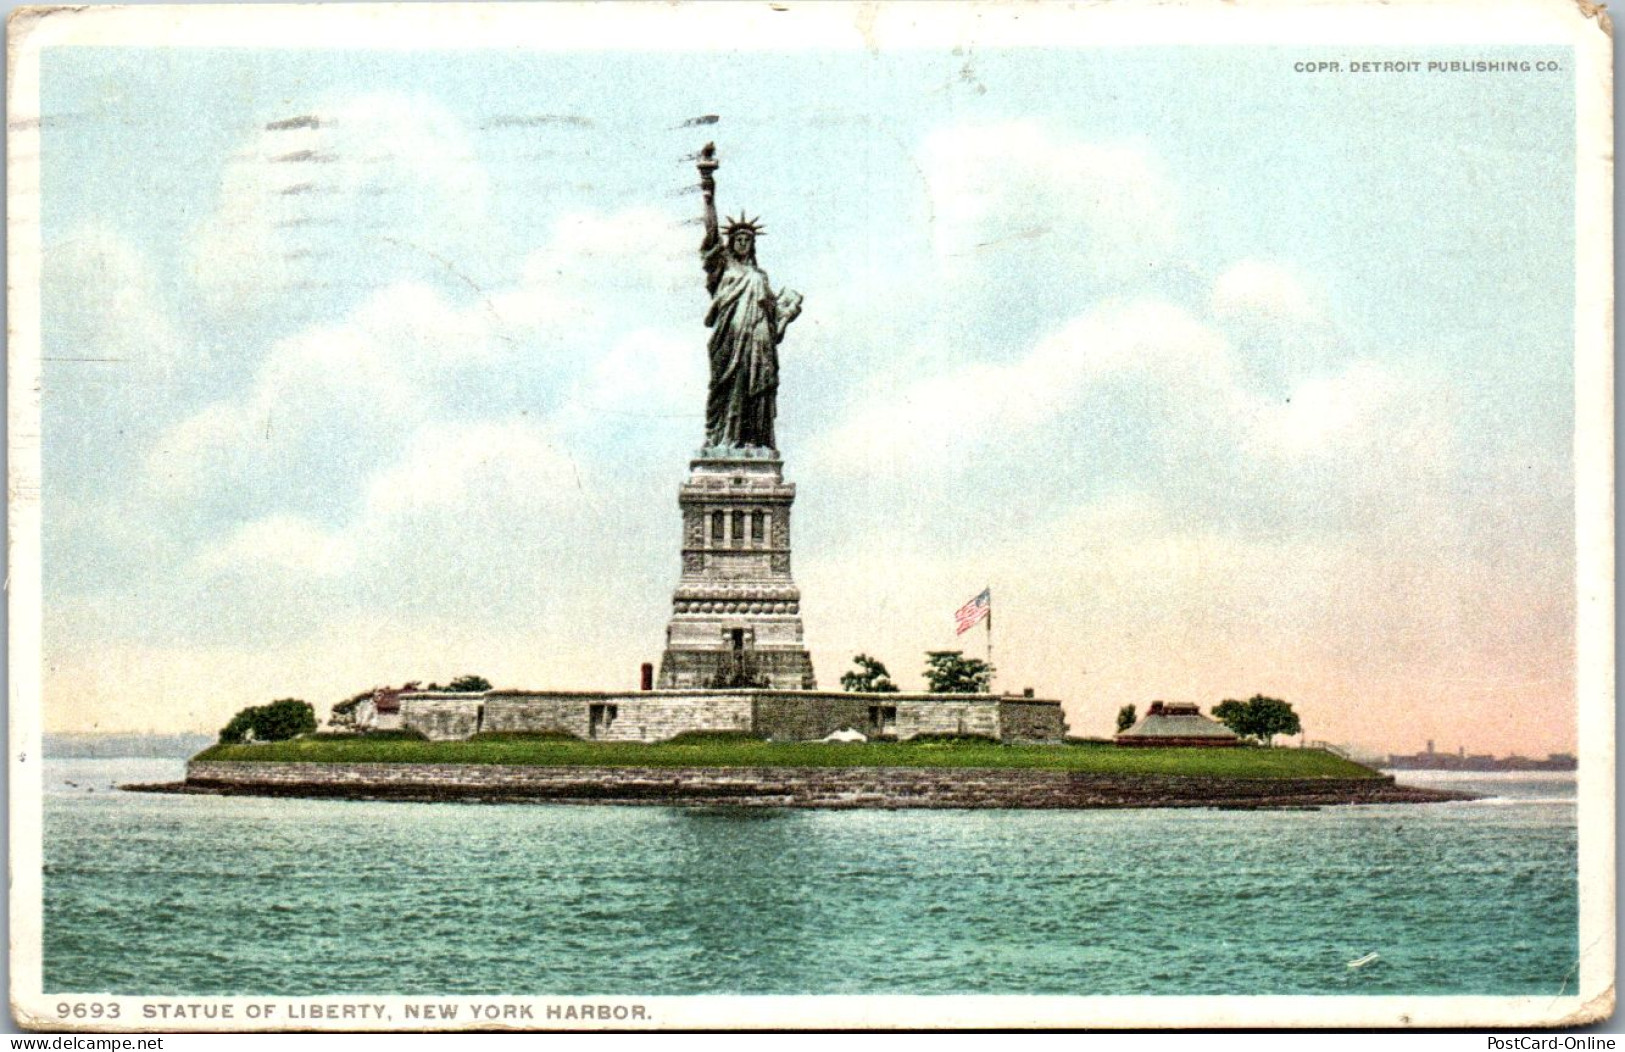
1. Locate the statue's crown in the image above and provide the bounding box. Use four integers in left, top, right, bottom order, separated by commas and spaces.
725, 214, 766, 237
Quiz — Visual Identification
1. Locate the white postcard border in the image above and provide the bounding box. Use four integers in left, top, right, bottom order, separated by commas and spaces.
6, 0, 1613, 1031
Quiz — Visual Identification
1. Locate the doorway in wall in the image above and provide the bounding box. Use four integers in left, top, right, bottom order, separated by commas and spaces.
589, 703, 618, 739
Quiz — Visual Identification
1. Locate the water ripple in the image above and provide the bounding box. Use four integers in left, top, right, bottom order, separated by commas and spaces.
42, 760, 1578, 997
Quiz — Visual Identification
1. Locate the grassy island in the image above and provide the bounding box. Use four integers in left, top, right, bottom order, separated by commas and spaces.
193, 736, 1380, 779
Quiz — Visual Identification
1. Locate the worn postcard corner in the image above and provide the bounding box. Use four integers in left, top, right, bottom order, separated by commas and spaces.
6, 0, 1613, 1033
1570, 0, 1613, 33
1563, 986, 1617, 1028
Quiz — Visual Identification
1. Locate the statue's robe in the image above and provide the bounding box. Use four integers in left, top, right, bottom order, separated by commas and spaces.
702, 241, 782, 451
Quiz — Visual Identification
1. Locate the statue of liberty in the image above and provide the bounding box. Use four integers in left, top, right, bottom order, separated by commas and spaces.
696, 143, 803, 453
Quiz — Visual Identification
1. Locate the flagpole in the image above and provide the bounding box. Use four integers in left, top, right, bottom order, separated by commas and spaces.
986, 587, 994, 693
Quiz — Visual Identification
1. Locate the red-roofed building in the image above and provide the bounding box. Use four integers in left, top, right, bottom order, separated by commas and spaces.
1115, 701, 1239, 747
355, 687, 404, 732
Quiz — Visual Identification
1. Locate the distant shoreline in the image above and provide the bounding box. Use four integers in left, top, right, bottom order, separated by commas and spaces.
1382, 760, 1577, 773
43, 732, 216, 759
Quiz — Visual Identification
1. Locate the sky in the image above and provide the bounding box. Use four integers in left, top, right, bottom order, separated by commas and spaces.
32, 38, 1579, 755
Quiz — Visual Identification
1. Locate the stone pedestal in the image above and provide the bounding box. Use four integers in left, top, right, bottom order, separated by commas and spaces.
657, 453, 816, 690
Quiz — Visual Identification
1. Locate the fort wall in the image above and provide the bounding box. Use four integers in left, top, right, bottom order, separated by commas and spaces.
395, 689, 1067, 743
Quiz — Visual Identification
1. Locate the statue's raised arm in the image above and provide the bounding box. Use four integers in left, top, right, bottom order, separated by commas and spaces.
698, 143, 720, 254
694, 143, 802, 454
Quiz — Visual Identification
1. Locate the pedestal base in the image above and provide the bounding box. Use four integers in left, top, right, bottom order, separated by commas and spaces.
656, 453, 816, 690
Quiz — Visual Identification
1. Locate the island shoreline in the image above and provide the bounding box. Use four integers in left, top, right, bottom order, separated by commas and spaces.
123, 760, 1476, 810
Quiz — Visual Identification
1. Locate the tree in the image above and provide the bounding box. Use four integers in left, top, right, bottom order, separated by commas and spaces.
1210, 698, 1248, 736
923, 651, 994, 694
1244, 696, 1301, 746
257, 698, 318, 741
1115, 704, 1138, 734
218, 698, 317, 744
441, 675, 492, 693
1213, 695, 1302, 746
218, 708, 257, 745
841, 654, 899, 693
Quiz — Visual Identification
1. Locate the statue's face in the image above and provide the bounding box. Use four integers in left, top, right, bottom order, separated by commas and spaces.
729, 230, 755, 257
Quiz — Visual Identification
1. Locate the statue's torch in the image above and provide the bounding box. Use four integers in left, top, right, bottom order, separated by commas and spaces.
697, 142, 718, 200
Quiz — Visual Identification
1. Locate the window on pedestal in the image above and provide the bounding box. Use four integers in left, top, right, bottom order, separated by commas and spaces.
732, 510, 746, 549
711, 511, 724, 546
751, 511, 765, 546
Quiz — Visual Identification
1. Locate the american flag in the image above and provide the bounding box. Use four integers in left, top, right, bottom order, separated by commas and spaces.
954, 588, 991, 635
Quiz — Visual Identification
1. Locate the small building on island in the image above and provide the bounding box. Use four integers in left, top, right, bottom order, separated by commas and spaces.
1115, 701, 1239, 747
350, 686, 404, 733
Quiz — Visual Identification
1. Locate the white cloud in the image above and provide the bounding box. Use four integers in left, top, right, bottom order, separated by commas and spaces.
192, 417, 580, 581
492, 207, 693, 330
363, 419, 579, 519
811, 299, 1237, 474
920, 121, 1179, 279
147, 280, 487, 496
188, 94, 493, 316
570, 327, 705, 424
346, 282, 506, 368
143, 198, 704, 637
1236, 359, 1459, 538
1251, 361, 1390, 458
149, 403, 252, 494
196, 514, 359, 578
1247, 359, 1453, 468
49, 225, 186, 374
1211, 259, 1318, 326
157, 195, 702, 489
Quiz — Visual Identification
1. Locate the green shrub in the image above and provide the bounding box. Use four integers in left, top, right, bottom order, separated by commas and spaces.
218, 698, 316, 744
923, 651, 994, 693
218, 709, 257, 745
907, 732, 1001, 745
263, 699, 317, 741
840, 654, 900, 693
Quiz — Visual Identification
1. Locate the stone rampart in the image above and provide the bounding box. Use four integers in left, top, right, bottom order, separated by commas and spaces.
182, 760, 1462, 809
894, 698, 1000, 739
600, 694, 754, 741
751, 693, 875, 739
398, 689, 1067, 743
400, 697, 483, 741
480, 694, 587, 737
997, 699, 1069, 741
476, 691, 755, 741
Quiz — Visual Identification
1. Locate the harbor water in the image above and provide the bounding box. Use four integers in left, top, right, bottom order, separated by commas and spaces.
41, 758, 1576, 997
